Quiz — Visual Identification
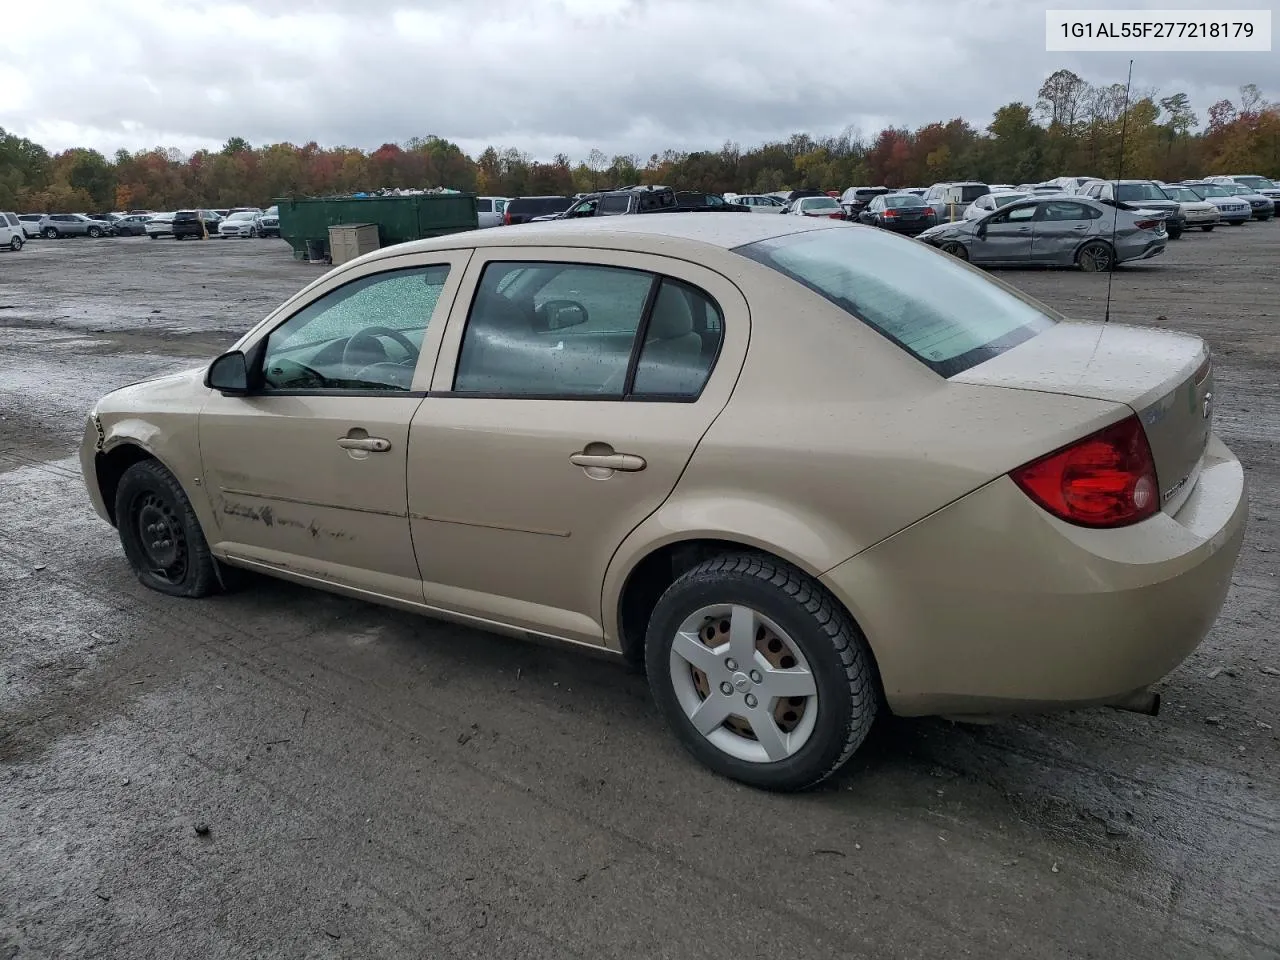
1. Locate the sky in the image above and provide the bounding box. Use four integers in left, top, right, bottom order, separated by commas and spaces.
1, 0, 1275, 161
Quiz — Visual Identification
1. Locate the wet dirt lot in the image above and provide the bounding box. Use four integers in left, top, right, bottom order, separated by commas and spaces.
2, 229, 1278, 960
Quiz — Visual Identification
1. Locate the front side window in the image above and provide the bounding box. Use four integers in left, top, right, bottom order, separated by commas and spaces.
453, 261, 722, 399
261, 265, 449, 392
734, 227, 1057, 377
993, 204, 1037, 223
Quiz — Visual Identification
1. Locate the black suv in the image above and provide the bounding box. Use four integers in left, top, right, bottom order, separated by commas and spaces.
559, 186, 749, 218
504, 196, 576, 225
173, 210, 212, 240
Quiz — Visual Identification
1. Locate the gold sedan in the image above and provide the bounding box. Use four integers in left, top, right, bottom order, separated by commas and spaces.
80, 214, 1247, 791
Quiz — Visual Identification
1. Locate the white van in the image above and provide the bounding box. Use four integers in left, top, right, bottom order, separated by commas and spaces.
0, 212, 26, 251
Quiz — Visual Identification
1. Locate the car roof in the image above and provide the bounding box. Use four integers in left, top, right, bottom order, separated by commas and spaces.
369, 212, 844, 262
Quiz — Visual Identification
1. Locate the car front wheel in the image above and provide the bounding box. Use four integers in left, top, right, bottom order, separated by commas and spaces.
645, 554, 879, 792
114, 459, 220, 598
1202, 225, 1215, 232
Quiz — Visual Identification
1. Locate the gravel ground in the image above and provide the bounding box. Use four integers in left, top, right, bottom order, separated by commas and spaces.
2, 227, 1278, 960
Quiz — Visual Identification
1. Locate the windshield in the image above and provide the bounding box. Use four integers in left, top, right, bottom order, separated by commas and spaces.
992, 194, 1028, 208
228, 211, 256, 221
1192, 184, 1229, 198
1235, 176, 1276, 190
800, 197, 840, 211
1168, 187, 1203, 202
1115, 183, 1170, 202
884, 195, 925, 208
734, 228, 1057, 377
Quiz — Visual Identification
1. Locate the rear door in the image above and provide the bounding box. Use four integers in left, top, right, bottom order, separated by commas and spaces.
406, 247, 749, 644
1031, 199, 1100, 264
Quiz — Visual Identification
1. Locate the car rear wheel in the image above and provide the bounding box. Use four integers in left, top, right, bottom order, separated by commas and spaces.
114, 459, 220, 598
1076, 240, 1114, 272
9, 236, 22, 251
645, 554, 879, 792
939, 241, 969, 261
42, 227, 58, 239
1202, 225, 1215, 232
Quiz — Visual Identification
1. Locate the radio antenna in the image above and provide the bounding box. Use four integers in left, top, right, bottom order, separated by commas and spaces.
1104, 58, 1135, 324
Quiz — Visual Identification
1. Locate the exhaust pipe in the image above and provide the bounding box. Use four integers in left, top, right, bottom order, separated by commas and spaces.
1105, 687, 1161, 717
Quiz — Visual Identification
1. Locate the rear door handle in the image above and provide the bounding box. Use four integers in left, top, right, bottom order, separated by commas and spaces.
338, 436, 391, 452
570, 452, 646, 472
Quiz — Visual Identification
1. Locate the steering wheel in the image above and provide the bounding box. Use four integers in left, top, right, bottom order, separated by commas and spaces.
342, 325, 420, 369
352, 361, 416, 390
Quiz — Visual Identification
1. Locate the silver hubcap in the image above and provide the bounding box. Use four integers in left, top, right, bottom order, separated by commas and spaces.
669, 604, 818, 763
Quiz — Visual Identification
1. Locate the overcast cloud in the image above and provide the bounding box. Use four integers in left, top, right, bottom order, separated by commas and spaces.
1, 0, 1275, 161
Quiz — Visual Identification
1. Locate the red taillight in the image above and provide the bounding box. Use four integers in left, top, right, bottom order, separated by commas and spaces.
828, 212, 843, 219
1009, 415, 1159, 528
923, 206, 936, 216
1134, 218, 1160, 230
503, 211, 512, 225
883, 209, 899, 218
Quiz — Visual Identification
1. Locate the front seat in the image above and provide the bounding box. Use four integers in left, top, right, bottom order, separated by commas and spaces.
634, 283, 704, 395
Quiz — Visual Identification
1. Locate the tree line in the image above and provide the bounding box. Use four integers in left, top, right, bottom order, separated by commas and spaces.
1, 70, 1276, 213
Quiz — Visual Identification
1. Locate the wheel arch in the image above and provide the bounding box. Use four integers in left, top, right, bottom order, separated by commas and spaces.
94, 438, 188, 528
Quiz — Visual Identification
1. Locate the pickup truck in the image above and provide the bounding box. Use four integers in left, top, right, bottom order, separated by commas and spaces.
544, 186, 749, 219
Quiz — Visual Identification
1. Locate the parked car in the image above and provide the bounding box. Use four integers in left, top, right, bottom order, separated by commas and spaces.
172, 210, 217, 240
786, 195, 846, 219
145, 213, 176, 238
39, 213, 114, 239
922, 182, 991, 222
256, 206, 280, 237
1075, 180, 1186, 239
218, 211, 262, 238
783, 188, 830, 204
1203, 174, 1280, 207
731, 194, 789, 213
963, 190, 1033, 219
1040, 176, 1099, 194
839, 186, 890, 219
476, 197, 509, 229
88, 212, 147, 236
856, 193, 938, 235
918, 195, 1167, 270
675, 192, 750, 212
79, 213, 1245, 792
0, 212, 25, 251
504, 195, 576, 225
16, 214, 44, 238
1175, 182, 1253, 225
1216, 183, 1275, 221
1160, 185, 1222, 230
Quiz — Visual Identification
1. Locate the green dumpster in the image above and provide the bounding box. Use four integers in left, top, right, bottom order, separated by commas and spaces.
277, 193, 478, 261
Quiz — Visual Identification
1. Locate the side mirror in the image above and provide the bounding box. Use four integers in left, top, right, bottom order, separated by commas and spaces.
535, 299, 589, 331
205, 350, 250, 394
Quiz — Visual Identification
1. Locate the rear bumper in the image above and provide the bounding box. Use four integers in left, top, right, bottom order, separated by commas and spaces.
821, 433, 1247, 717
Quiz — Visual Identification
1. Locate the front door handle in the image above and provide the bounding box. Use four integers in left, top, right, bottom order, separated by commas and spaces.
338, 436, 391, 453
570, 452, 646, 472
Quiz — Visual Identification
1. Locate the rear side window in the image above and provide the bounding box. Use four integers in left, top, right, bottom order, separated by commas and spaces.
476, 199, 492, 213
734, 228, 1057, 377
599, 195, 630, 215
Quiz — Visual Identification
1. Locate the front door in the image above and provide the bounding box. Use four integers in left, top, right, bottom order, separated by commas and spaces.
967, 202, 1037, 264
199, 256, 466, 602
407, 248, 749, 644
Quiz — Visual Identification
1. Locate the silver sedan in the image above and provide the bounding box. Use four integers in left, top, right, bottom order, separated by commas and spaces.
917, 196, 1167, 271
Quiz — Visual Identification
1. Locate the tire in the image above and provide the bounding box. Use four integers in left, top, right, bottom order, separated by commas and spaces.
1076, 240, 1114, 273
1229, 219, 1244, 226
1202, 225, 1215, 232
9, 236, 22, 251
149, 233, 158, 240
1167, 225, 1182, 240
645, 553, 879, 792
248, 226, 258, 238
939, 241, 969, 261
87, 226, 102, 238
42, 227, 58, 239
114, 459, 220, 598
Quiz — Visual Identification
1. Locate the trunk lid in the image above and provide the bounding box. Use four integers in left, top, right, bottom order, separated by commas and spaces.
953, 321, 1213, 515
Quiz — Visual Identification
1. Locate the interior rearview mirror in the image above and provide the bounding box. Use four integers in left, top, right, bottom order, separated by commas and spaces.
205, 350, 250, 394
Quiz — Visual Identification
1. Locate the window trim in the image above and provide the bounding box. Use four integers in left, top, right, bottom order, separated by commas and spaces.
441, 258, 725, 404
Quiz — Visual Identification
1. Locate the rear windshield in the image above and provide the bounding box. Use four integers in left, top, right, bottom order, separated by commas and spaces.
509, 197, 574, 216
800, 197, 840, 210
734, 228, 1057, 377
1115, 183, 1170, 202
856, 189, 889, 200
174, 211, 199, 220
884, 195, 925, 208
957, 185, 990, 202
